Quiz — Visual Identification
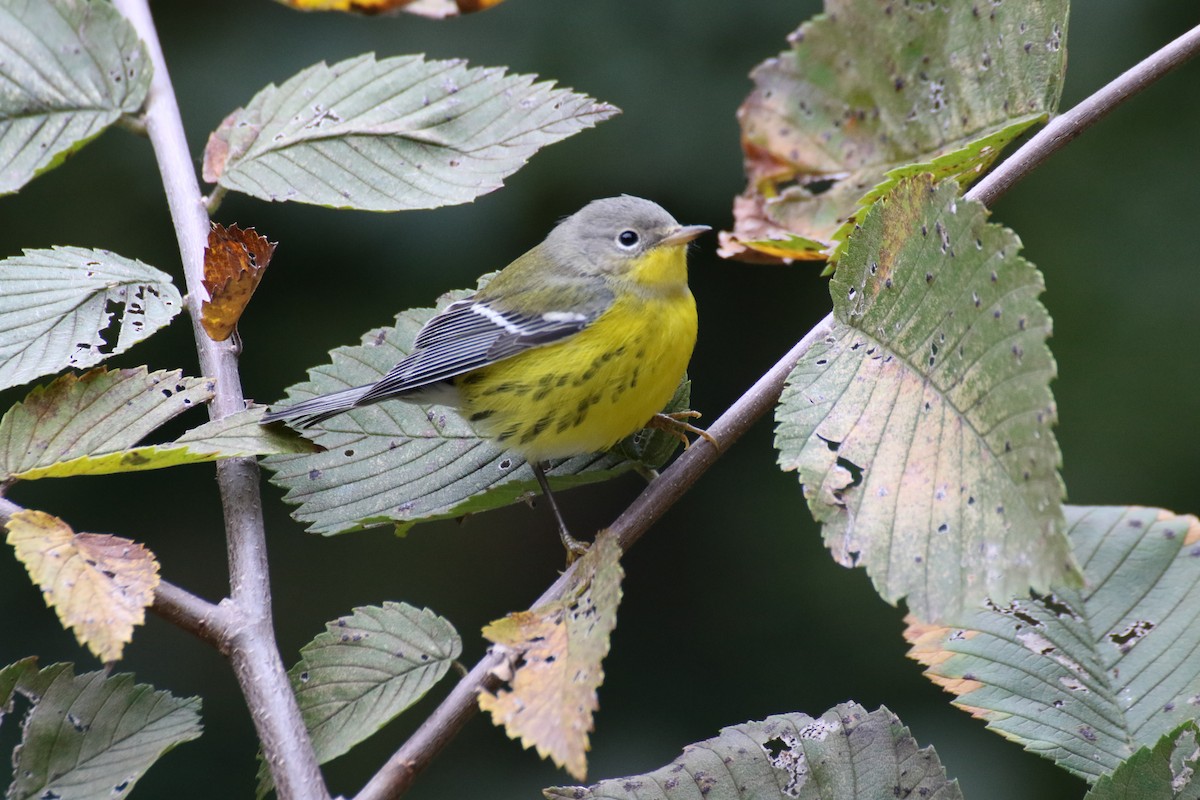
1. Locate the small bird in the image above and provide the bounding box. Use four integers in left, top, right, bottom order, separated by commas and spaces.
264, 196, 710, 553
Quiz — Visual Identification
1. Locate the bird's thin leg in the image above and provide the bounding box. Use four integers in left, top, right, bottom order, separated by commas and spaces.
531, 461, 589, 558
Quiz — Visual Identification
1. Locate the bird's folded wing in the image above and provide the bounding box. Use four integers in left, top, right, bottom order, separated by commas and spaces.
357, 293, 610, 404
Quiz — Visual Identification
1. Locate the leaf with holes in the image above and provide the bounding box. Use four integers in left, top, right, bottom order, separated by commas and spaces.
905, 505, 1200, 783
263, 287, 688, 536
201, 223, 276, 341
202, 54, 617, 211
1083, 721, 1200, 800
0, 248, 182, 391
545, 702, 962, 800
2, 660, 201, 799
721, 0, 1067, 262
775, 175, 1075, 621
256, 602, 460, 798
0, 0, 151, 195
7, 510, 160, 663
480, 531, 623, 781
0, 368, 215, 481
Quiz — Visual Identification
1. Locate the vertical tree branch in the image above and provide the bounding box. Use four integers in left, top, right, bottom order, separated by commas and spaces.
110, 3, 328, 798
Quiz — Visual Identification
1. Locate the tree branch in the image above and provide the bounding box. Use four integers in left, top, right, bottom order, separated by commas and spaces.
967, 23, 1200, 206
352, 22, 1200, 800
110, 3, 328, 798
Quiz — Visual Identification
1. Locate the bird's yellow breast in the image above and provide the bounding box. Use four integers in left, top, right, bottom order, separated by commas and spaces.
456, 247, 697, 461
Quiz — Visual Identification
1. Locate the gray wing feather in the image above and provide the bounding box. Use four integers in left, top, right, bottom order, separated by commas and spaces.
355, 295, 603, 406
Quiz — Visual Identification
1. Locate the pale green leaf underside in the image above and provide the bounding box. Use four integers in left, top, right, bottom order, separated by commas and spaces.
204, 53, 618, 211
728, 0, 1067, 257
8, 405, 313, 480
0, 248, 182, 391
0, 0, 151, 194
264, 289, 684, 536
7, 661, 201, 800
545, 703, 962, 800
775, 176, 1073, 621
1083, 721, 1200, 800
256, 603, 460, 797
909, 506, 1200, 783
0, 367, 213, 481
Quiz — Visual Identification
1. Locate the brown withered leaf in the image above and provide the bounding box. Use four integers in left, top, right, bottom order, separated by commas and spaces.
478, 531, 623, 781
7, 510, 160, 663
722, 0, 1067, 263
273, 0, 505, 17
201, 223, 276, 341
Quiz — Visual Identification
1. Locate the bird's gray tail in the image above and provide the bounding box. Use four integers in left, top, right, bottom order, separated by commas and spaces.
262, 385, 373, 428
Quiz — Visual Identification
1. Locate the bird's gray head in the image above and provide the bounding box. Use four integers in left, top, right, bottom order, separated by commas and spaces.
544, 196, 709, 275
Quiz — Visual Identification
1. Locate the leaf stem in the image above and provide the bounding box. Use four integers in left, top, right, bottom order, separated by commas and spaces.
109, 2, 328, 798
967, 22, 1200, 206
351, 21, 1200, 800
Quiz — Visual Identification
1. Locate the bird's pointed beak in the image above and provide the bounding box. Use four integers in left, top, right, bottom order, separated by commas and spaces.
659, 224, 711, 247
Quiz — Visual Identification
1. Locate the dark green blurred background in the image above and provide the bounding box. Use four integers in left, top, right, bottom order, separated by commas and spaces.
2, 2, 1198, 797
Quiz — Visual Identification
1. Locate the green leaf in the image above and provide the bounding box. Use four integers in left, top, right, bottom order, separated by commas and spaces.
202, 53, 618, 210
1084, 721, 1200, 800
264, 288, 687, 536
722, 0, 1067, 262
775, 175, 1075, 621
480, 530, 624, 781
257, 602, 460, 798
0, 657, 39, 709
4, 660, 202, 800
544, 703, 962, 800
906, 506, 1200, 782
0, 367, 214, 481
0, 0, 151, 194
0, 248, 182, 391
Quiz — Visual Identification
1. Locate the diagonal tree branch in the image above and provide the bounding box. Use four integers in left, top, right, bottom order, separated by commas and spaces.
351, 22, 1200, 800
968, 23, 1200, 206
109, 2, 328, 798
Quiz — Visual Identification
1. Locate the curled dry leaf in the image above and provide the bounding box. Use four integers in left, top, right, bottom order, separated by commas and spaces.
478, 531, 623, 781
201, 223, 276, 341
6, 510, 160, 663
273, 0, 504, 16
722, 0, 1068, 263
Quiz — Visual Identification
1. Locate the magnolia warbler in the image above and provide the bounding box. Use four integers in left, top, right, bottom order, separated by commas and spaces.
263, 196, 710, 553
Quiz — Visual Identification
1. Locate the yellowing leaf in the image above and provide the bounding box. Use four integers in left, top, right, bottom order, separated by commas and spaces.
275, 0, 505, 17
479, 531, 623, 781
0, 367, 215, 481
7, 510, 160, 663
201, 223, 276, 341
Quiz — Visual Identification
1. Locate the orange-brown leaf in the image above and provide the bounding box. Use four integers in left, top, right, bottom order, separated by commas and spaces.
201, 223, 276, 341
274, 0, 505, 17
7, 510, 160, 663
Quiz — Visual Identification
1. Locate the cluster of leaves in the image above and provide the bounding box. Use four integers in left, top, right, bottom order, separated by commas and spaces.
2, 0, 1198, 798
0, 0, 643, 794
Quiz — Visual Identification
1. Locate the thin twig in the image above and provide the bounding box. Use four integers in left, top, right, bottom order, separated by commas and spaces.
352, 23, 1200, 800
110, 3, 328, 798
968, 23, 1200, 206
151, 582, 237, 652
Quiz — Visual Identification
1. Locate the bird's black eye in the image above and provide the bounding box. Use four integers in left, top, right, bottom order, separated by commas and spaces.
617, 230, 639, 248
